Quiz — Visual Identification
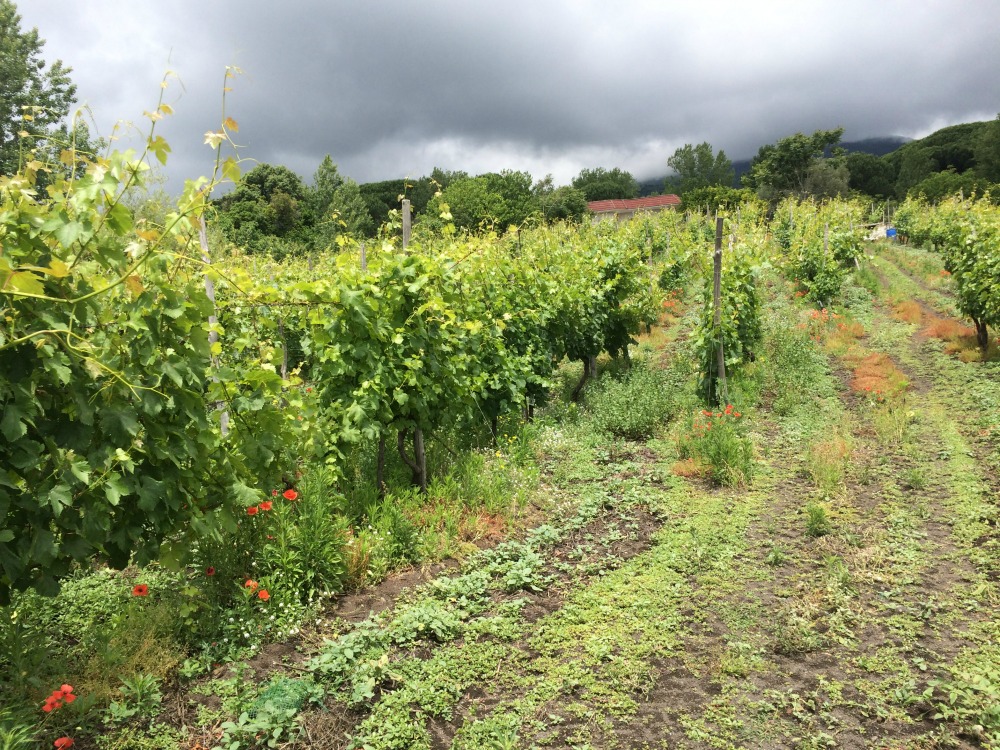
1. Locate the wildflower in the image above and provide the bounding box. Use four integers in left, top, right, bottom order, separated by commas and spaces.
283, 489, 299, 501
205, 566, 216, 577
132, 584, 148, 597
260, 501, 273, 511
258, 590, 270, 601
54, 738, 74, 749
734, 412, 742, 418
42, 685, 76, 713
272, 489, 279, 497
246, 505, 259, 516
245, 579, 259, 591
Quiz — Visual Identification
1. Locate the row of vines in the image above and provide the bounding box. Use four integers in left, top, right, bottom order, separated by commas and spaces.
894, 194, 1000, 349
4, 128, 721, 602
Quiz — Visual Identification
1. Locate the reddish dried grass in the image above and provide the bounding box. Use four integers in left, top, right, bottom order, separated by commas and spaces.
850, 352, 909, 398
922, 315, 975, 342
670, 458, 703, 478
892, 300, 922, 324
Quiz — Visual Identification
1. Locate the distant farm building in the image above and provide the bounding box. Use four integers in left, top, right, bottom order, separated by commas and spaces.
588, 195, 681, 222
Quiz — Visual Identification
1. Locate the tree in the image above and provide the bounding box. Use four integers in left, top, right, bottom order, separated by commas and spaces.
907, 169, 995, 203
306, 154, 343, 220
743, 127, 844, 200
894, 147, 936, 198
313, 177, 374, 247
533, 175, 588, 222
975, 114, 1000, 183
666, 142, 734, 194
426, 170, 540, 233
802, 159, 850, 198
0, 0, 83, 176
571, 167, 638, 201
846, 151, 895, 199
215, 163, 312, 252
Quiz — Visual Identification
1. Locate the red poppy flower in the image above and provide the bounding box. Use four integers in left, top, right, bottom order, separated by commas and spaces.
132, 584, 148, 597
205, 566, 216, 577
59, 684, 74, 695
260, 501, 273, 512
258, 589, 270, 601
246, 505, 259, 516
54, 738, 74, 749
244, 579, 259, 591
42, 699, 58, 712
283, 489, 298, 501
63, 692, 76, 704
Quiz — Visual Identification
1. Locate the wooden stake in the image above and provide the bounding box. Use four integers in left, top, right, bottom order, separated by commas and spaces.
402, 199, 412, 250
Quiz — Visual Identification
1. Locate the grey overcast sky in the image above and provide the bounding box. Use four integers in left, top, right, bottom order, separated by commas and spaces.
17, 0, 1000, 190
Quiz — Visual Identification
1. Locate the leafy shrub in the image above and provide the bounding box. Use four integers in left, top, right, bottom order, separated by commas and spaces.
587, 363, 678, 439
692, 242, 764, 404
676, 405, 754, 487
391, 601, 464, 645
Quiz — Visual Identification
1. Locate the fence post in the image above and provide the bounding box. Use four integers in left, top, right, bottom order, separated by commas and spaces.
402, 199, 412, 250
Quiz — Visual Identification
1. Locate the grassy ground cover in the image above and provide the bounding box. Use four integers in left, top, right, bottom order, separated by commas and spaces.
3, 240, 998, 750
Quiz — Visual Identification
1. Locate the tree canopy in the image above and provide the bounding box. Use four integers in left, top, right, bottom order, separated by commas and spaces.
666, 142, 734, 194
533, 175, 589, 223
571, 167, 638, 201
743, 127, 845, 200
426, 170, 540, 233
0, 0, 87, 176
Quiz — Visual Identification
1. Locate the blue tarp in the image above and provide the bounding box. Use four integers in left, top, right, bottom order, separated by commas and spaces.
886, 228, 898, 238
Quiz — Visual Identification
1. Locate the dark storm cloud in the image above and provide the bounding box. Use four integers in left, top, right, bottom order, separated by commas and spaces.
17, 0, 1000, 190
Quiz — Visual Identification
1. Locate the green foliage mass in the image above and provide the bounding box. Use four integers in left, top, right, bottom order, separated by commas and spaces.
666, 142, 734, 194
894, 194, 1000, 348
0, 0, 101, 181
424, 170, 539, 233
743, 127, 844, 201
0, 144, 266, 602
571, 166, 639, 201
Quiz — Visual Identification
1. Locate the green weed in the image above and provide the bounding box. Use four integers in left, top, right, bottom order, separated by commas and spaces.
804, 503, 832, 538
587, 361, 679, 439
677, 406, 755, 487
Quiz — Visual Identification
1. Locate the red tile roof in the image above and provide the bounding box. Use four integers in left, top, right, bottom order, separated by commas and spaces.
588, 195, 681, 213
